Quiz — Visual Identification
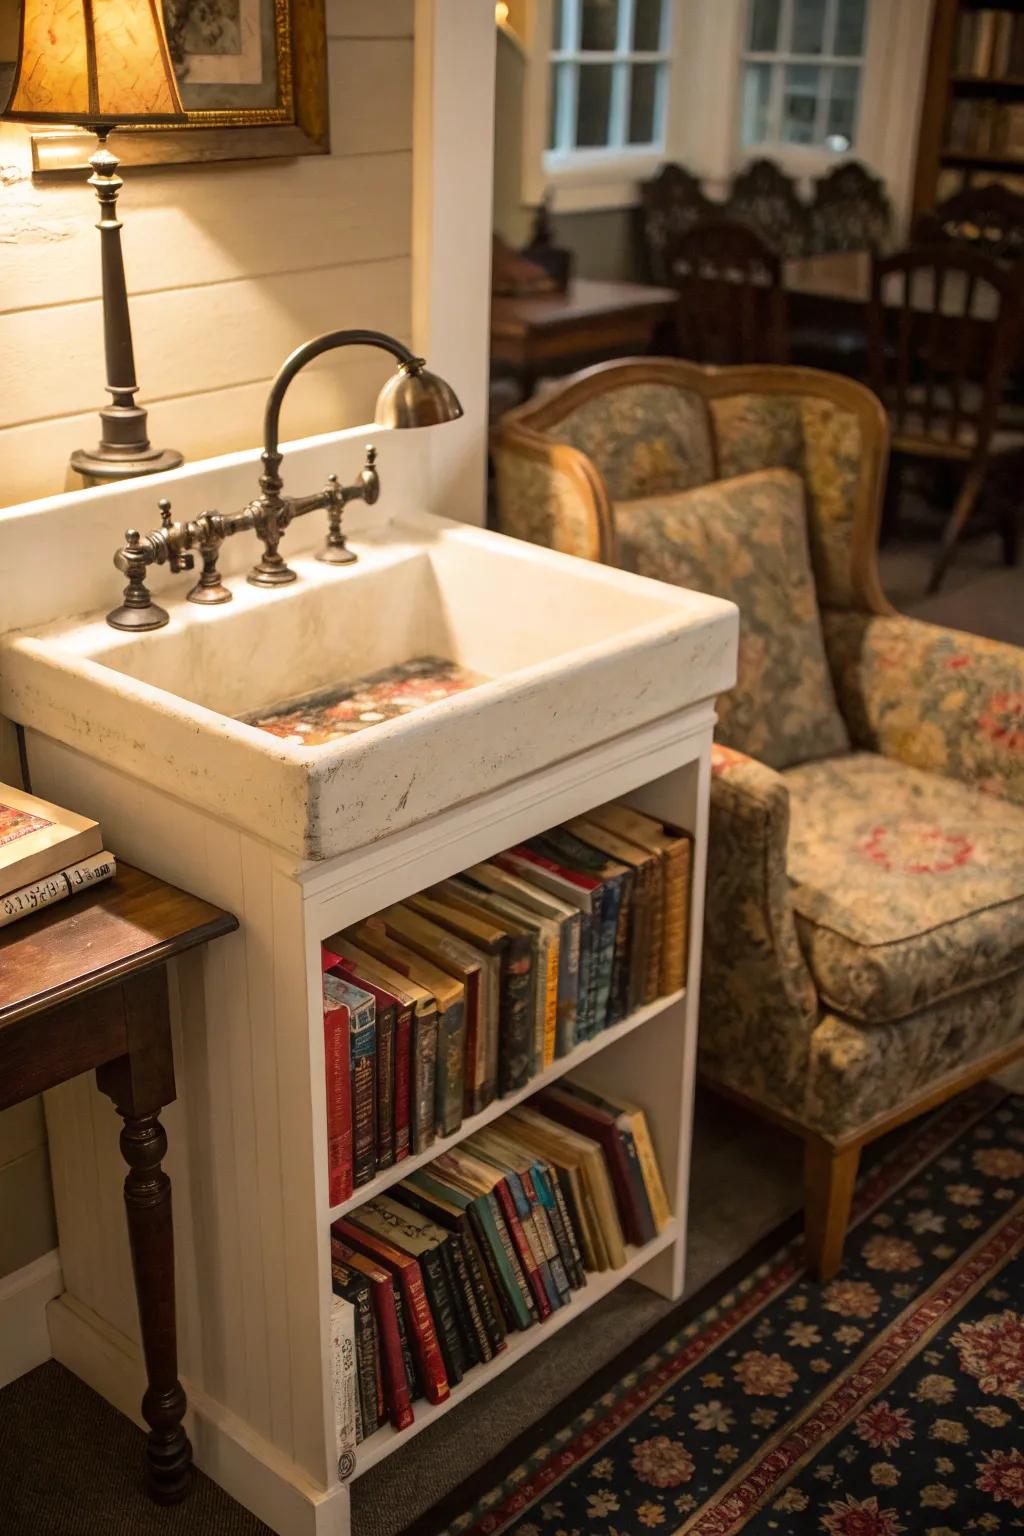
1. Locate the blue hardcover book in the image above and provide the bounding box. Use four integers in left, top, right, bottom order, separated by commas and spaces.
529, 829, 630, 1033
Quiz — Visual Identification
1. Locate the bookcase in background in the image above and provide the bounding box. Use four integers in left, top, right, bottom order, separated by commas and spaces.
22, 666, 728, 1536
914, 0, 1024, 216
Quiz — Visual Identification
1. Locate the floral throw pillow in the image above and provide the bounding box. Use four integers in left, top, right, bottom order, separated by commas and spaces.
615, 467, 850, 769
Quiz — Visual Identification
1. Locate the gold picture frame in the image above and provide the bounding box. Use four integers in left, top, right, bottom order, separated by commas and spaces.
0, 0, 329, 171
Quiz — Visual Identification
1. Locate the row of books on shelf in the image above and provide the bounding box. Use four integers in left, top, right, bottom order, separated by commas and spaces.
0, 783, 115, 929
329, 1081, 672, 1461
320, 803, 692, 1203
955, 9, 1024, 81
947, 96, 1024, 156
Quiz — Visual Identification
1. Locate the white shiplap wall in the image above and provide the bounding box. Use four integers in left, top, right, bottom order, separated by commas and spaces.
0, 0, 415, 1287
0, 0, 415, 509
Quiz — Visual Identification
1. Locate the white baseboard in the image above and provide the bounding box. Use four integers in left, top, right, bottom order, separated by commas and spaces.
47, 1294, 344, 1536
0, 1249, 62, 1390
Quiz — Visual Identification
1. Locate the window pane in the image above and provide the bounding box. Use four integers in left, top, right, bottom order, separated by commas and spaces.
576, 63, 614, 146
782, 63, 821, 143
741, 61, 773, 145
580, 0, 619, 51
834, 0, 867, 56
629, 62, 660, 143
548, 63, 563, 150
633, 0, 664, 51
748, 0, 781, 52
827, 65, 860, 145
791, 0, 827, 55
552, 0, 565, 49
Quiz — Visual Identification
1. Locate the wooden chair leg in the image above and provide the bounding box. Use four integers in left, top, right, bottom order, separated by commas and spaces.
928, 463, 987, 594
804, 1139, 862, 1282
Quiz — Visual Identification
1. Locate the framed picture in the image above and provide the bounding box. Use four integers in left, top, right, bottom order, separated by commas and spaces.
0, 0, 329, 170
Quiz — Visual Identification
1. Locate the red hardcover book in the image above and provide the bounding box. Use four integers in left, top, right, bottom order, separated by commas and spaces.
332, 1218, 450, 1404
332, 1239, 415, 1430
322, 976, 352, 1206
534, 1086, 646, 1247
328, 943, 415, 1163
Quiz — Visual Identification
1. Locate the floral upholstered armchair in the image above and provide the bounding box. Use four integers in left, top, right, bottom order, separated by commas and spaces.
492, 359, 1024, 1279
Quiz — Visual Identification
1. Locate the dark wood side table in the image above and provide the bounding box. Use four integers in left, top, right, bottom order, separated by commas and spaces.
0, 862, 237, 1503
491, 277, 679, 398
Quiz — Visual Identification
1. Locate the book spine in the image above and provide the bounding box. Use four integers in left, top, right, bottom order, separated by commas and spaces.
534, 1165, 583, 1291
418, 1247, 465, 1385
626, 864, 651, 1014
324, 1002, 352, 1207
644, 861, 665, 1005
437, 1235, 483, 1368
466, 1200, 523, 1332
448, 1232, 493, 1364
660, 838, 692, 994
608, 871, 633, 1026
434, 1000, 466, 1138
411, 1009, 438, 1155
393, 1004, 412, 1162
462, 973, 484, 1121
0, 850, 116, 929
593, 881, 622, 1031
391, 1275, 420, 1400
555, 913, 581, 1058
544, 1165, 586, 1288
375, 1004, 396, 1170
628, 1110, 672, 1231
478, 964, 500, 1114
329, 1296, 359, 1476
498, 937, 534, 1094
492, 1177, 551, 1320
370, 1276, 415, 1430
479, 1191, 535, 1329
577, 912, 597, 1039
332, 1265, 382, 1438
462, 1222, 507, 1351
351, 999, 377, 1187
540, 934, 559, 1070
617, 1121, 658, 1244
522, 1170, 571, 1305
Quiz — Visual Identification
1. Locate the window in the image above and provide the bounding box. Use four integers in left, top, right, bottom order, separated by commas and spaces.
740, 0, 868, 153
546, 0, 671, 164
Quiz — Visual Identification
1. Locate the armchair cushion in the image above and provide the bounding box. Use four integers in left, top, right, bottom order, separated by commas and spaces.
783, 752, 1024, 1024
615, 468, 849, 769
824, 611, 1024, 805
546, 382, 715, 502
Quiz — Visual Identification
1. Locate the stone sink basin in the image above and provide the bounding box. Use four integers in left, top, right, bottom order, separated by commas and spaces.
0, 511, 737, 859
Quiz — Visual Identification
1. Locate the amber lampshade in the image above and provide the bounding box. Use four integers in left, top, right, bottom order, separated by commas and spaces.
5, 0, 184, 125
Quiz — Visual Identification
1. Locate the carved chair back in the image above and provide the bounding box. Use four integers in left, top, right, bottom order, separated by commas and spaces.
665, 218, 789, 365
725, 158, 811, 258
810, 161, 892, 254
640, 163, 717, 282
867, 244, 1024, 459
914, 184, 1024, 263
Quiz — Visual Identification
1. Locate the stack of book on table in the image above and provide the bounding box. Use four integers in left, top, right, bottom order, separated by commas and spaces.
320, 802, 692, 1201
329, 1081, 672, 1456
0, 783, 115, 929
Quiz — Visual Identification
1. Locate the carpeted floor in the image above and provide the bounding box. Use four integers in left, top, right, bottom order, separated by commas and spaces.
413, 1085, 1024, 1536
0, 526, 1019, 1536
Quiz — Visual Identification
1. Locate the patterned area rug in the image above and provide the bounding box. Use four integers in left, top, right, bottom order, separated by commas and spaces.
421, 1086, 1024, 1536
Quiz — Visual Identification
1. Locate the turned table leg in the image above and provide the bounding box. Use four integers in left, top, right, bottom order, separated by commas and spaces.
96, 967, 192, 1503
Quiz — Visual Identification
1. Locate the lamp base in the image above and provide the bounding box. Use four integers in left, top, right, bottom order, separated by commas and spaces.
71, 404, 183, 482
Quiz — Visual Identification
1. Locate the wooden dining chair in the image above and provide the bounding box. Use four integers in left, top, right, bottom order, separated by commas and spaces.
640, 163, 717, 284
726, 158, 811, 259
665, 218, 789, 366
809, 161, 892, 254
914, 184, 1024, 263
867, 243, 1024, 590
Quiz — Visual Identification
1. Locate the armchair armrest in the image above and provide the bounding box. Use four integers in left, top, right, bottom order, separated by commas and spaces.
700, 745, 820, 1111
490, 428, 616, 564
824, 611, 1024, 804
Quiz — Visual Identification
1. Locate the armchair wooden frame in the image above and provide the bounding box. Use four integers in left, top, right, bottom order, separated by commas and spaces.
494, 357, 893, 617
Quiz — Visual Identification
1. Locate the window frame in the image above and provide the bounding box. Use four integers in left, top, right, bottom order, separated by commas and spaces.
738, 0, 868, 157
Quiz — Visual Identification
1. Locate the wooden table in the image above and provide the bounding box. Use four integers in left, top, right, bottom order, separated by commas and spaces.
491, 277, 678, 396
0, 862, 237, 1503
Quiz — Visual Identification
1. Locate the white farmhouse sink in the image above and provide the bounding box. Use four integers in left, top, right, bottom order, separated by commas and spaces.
0, 511, 737, 858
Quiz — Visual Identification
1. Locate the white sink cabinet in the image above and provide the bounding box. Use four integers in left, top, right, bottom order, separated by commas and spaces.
0, 511, 737, 1536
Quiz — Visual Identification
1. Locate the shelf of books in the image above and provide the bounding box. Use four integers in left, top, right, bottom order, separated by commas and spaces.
319, 802, 692, 1477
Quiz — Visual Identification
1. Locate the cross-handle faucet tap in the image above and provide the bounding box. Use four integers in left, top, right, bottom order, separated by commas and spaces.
105, 328, 462, 631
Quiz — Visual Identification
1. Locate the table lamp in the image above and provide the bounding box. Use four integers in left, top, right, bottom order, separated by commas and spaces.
4, 0, 186, 482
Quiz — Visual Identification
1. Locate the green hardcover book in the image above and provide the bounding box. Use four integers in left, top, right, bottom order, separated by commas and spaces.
432, 1149, 537, 1329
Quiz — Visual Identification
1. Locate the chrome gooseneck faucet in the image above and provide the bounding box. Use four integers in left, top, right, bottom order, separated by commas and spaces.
106, 329, 463, 632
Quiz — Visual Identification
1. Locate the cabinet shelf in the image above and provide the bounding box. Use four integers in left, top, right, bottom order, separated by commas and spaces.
352, 1220, 680, 1476
328, 987, 687, 1221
